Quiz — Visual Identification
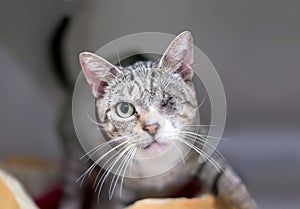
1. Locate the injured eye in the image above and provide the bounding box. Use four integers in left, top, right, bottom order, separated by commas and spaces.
161, 96, 173, 108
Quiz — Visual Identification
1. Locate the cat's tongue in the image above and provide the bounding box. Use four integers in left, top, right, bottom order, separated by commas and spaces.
146, 141, 164, 156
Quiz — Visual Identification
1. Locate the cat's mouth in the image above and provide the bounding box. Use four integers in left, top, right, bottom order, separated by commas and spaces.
143, 140, 159, 149
142, 140, 168, 156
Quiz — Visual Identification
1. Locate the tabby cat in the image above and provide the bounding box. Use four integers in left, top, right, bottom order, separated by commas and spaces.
59, 31, 258, 209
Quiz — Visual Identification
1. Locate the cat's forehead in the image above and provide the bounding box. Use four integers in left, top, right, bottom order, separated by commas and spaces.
106, 66, 183, 99
97, 61, 193, 111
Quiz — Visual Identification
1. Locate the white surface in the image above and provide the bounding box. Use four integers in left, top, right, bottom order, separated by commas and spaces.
0, 169, 39, 209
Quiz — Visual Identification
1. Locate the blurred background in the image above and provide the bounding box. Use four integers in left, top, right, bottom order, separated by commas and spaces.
0, 0, 299, 209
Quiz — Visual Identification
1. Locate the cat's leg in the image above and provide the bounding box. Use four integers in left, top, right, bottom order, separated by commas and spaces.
59, 139, 87, 209
196, 156, 258, 209
58, 100, 88, 209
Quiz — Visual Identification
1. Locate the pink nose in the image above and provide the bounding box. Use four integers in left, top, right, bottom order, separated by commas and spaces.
143, 123, 160, 135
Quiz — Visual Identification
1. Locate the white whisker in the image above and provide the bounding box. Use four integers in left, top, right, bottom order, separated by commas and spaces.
110, 147, 136, 200
93, 143, 131, 189
182, 124, 218, 127
116, 47, 122, 68
175, 137, 223, 173
81, 134, 134, 162
77, 141, 128, 186
79, 135, 130, 161
179, 130, 228, 141
120, 148, 137, 198
181, 134, 226, 162
96, 144, 135, 203
87, 113, 105, 126
178, 131, 218, 149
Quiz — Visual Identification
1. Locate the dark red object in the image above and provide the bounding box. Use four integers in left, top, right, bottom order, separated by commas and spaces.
172, 180, 202, 198
35, 184, 63, 209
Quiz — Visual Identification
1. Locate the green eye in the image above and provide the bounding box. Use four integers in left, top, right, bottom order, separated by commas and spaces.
116, 102, 135, 118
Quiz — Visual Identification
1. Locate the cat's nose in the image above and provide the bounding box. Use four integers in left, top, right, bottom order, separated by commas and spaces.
143, 123, 160, 135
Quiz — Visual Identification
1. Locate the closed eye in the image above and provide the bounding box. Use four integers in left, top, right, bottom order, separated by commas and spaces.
161, 96, 173, 107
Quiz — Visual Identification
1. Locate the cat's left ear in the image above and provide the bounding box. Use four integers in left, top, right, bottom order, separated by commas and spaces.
158, 31, 193, 81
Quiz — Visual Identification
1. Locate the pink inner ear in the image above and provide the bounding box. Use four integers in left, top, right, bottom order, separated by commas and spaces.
160, 31, 194, 81
177, 62, 193, 81
176, 48, 193, 81
80, 60, 105, 98
92, 81, 107, 98
79, 52, 119, 98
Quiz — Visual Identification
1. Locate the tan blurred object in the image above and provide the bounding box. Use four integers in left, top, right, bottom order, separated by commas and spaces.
125, 194, 236, 209
0, 169, 39, 209
0, 174, 19, 209
0, 156, 61, 197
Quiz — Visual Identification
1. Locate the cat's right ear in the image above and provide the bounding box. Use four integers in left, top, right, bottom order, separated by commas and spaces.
79, 52, 122, 98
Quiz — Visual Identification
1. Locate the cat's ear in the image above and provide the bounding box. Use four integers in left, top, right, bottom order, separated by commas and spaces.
158, 31, 193, 81
79, 52, 122, 98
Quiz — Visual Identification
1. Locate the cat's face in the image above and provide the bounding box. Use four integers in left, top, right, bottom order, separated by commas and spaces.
80, 31, 198, 158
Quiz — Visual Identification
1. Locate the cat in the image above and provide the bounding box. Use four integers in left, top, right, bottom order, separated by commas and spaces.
58, 31, 258, 209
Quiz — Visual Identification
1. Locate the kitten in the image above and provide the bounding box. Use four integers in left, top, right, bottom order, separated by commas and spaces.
60, 32, 257, 209
60, 31, 258, 209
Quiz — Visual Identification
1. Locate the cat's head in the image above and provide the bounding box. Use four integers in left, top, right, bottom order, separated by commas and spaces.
80, 31, 198, 158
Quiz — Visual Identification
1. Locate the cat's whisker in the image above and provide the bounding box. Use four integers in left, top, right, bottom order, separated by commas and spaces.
180, 134, 226, 162
175, 137, 223, 173
177, 131, 218, 149
109, 147, 134, 196
86, 113, 105, 126
79, 135, 131, 160
179, 130, 228, 141
92, 142, 133, 189
116, 47, 123, 68
177, 136, 233, 180
96, 144, 135, 202
84, 139, 131, 171
81, 134, 135, 162
77, 141, 128, 186
110, 147, 137, 200
179, 131, 227, 162
93, 146, 126, 194
120, 147, 137, 198
178, 132, 220, 152
182, 124, 218, 127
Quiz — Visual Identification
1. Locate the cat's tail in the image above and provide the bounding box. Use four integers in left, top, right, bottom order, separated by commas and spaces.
49, 16, 73, 92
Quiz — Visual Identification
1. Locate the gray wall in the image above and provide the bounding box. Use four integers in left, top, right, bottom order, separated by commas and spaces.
67, 0, 300, 128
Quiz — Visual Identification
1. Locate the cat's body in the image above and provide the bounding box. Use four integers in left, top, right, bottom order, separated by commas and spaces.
58, 31, 258, 209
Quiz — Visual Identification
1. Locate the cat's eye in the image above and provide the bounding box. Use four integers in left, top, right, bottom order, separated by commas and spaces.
116, 102, 135, 118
